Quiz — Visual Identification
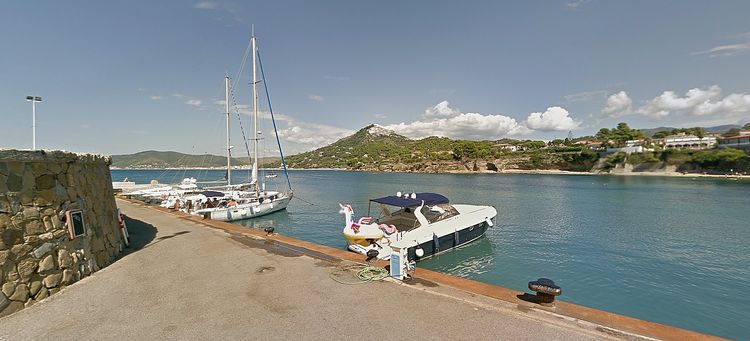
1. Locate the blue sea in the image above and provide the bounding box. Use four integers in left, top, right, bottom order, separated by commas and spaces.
112, 169, 749, 340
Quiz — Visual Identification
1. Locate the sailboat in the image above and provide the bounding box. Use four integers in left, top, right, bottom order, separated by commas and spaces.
194, 31, 293, 221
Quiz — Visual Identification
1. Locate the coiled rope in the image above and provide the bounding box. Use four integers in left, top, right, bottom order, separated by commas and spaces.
329, 263, 389, 285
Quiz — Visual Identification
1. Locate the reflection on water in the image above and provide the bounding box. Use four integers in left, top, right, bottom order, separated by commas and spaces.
112, 169, 750, 340
420, 237, 495, 277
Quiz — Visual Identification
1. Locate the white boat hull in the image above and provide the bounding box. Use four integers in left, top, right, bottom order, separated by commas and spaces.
203, 196, 291, 222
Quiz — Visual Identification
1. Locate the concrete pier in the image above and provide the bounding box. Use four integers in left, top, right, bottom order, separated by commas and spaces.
0, 198, 723, 340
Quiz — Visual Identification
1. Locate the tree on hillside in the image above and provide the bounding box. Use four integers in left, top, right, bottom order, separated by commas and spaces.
595, 123, 644, 147
723, 128, 741, 137
743, 123, 750, 130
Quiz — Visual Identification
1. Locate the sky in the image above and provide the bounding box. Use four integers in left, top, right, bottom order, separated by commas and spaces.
1, 1, 749, 156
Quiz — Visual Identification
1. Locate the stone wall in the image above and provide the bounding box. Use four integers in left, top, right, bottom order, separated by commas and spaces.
0, 149, 124, 316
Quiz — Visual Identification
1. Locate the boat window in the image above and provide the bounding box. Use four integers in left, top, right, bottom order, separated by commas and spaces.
420, 204, 459, 224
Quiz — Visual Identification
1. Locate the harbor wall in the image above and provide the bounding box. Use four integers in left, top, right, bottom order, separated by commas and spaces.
0, 149, 124, 316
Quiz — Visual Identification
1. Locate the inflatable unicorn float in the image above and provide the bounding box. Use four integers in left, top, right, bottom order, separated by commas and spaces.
339, 203, 396, 259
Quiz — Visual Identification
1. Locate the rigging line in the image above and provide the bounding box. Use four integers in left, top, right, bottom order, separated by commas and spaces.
292, 195, 318, 206
228, 79, 254, 182
256, 46, 292, 191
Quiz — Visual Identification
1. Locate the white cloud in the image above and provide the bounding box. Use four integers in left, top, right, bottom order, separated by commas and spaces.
424, 100, 461, 118
383, 101, 532, 140
525, 106, 581, 131
374, 113, 388, 119
636, 85, 722, 118
566, 0, 592, 10
308, 94, 325, 102
565, 90, 607, 102
276, 121, 353, 153
692, 32, 750, 58
193, 1, 218, 10
692, 93, 750, 117
150, 95, 162, 100
186, 99, 203, 107
691, 42, 750, 58
602, 91, 632, 117
173, 93, 187, 100
214, 99, 227, 106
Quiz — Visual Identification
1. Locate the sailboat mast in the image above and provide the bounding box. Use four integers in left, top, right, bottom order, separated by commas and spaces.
251, 30, 259, 192
225, 75, 231, 186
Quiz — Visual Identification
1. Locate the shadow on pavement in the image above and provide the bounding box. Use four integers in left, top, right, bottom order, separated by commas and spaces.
121, 216, 157, 255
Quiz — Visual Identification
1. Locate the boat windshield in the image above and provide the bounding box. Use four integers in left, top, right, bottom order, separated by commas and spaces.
370, 203, 421, 232
420, 204, 459, 224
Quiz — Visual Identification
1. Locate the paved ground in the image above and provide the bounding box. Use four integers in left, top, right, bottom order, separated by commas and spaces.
0, 199, 619, 340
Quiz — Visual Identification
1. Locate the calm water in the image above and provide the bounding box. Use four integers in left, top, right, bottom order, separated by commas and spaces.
113, 169, 749, 340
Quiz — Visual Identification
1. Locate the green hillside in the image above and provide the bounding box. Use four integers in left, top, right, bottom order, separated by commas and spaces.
111, 150, 267, 168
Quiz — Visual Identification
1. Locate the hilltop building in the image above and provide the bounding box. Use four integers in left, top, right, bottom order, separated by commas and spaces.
662, 133, 717, 150
718, 130, 750, 150
606, 140, 653, 154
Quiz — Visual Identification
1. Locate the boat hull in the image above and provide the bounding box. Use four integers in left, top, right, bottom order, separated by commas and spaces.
206, 196, 291, 222
405, 220, 490, 262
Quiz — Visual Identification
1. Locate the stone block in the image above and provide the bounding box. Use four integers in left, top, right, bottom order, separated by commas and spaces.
58, 250, 73, 269
29, 281, 42, 297
17, 258, 38, 281
6, 173, 22, 192
0, 301, 24, 317
43, 272, 62, 288
0, 292, 9, 312
39, 232, 54, 241
11, 244, 32, 257
6, 162, 23, 175
38, 255, 55, 272
25, 219, 45, 235
52, 230, 67, 239
9, 283, 28, 302
1, 282, 15, 297
22, 170, 35, 190
61, 269, 75, 285
49, 288, 59, 295
0, 229, 23, 250
23, 235, 40, 244
0, 199, 10, 214
24, 298, 35, 308
0, 250, 9, 265
22, 207, 40, 220
34, 287, 48, 300
0, 213, 9, 227
19, 190, 34, 205
35, 189, 55, 207
30, 163, 47, 176
31, 242, 54, 259
35, 174, 55, 190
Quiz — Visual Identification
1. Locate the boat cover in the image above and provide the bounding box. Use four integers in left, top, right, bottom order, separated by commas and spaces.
370, 193, 449, 208
200, 190, 226, 197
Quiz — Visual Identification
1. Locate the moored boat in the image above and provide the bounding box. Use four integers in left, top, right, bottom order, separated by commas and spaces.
339, 192, 497, 261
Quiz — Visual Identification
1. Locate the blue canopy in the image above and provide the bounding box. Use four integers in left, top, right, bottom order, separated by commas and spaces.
200, 191, 225, 197
370, 193, 449, 208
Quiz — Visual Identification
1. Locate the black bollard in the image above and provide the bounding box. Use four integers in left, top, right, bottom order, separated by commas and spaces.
528, 278, 562, 306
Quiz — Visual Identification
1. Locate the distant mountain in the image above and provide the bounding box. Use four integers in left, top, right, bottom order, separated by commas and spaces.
110, 150, 278, 169
284, 124, 483, 170
639, 124, 741, 137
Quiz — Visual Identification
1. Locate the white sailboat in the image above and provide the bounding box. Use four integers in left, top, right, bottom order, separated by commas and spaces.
195, 31, 293, 222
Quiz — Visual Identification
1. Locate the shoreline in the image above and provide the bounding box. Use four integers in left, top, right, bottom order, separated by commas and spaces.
111, 167, 749, 179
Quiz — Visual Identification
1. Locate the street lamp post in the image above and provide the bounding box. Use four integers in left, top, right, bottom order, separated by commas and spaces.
26, 95, 42, 150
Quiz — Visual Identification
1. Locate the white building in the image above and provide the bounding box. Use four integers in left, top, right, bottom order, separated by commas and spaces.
606, 140, 654, 154
663, 134, 717, 150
